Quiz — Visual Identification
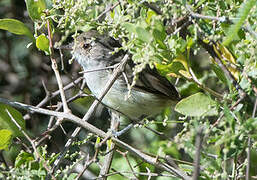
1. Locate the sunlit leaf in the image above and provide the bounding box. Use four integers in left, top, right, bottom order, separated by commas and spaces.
15, 151, 35, 168
213, 43, 239, 80
36, 34, 50, 54
0, 19, 33, 39
175, 92, 218, 116
146, 10, 156, 24
0, 129, 12, 150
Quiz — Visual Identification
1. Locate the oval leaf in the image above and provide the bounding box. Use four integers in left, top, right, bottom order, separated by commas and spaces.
175, 92, 218, 116
0, 19, 33, 39
0, 129, 12, 150
135, 26, 152, 43
36, 34, 50, 54
123, 22, 136, 34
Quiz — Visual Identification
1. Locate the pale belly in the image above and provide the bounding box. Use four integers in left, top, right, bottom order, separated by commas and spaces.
84, 71, 175, 120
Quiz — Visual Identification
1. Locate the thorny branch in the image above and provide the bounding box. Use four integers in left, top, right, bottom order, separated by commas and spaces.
0, 97, 191, 180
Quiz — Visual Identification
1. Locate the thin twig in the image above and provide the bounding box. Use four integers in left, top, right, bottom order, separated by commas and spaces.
76, 153, 98, 180
212, 93, 246, 127
96, 2, 121, 21
79, 65, 116, 74
23, 67, 83, 120
98, 170, 177, 178
116, 150, 139, 180
186, 5, 228, 23
47, 19, 70, 114
99, 112, 119, 180
192, 127, 203, 180
246, 97, 257, 180
246, 137, 251, 180
142, 2, 162, 15
189, 67, 224, 99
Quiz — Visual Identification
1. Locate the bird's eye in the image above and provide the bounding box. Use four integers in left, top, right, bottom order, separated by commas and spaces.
83, 43, 91, 50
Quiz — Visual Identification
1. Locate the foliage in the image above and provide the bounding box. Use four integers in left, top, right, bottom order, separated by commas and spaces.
0, 0, 257, 179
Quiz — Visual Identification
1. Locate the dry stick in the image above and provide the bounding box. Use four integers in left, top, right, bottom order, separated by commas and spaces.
212, 94, 246, 127
99, 112, 119, 180
246, 137, 251, 180
23, 77, 83, 120
186, 6, 247, 99
40, 91, 88, 140
192, 127, 204, 180
187, 5, 257, 41
76, 151, 98, 180
189, 67, 224, 100
0, 101, 191, 179
199, 40, 245, 96
116, 150, 139, 180
103, 170, 176, 178
47, 19, 70, 114
95, 1, 120, 21
47, 79, 87, 129
5, 109, 57, 180
246, 98, 257, 180
49, 54, 129, 176
186, 4, 229, 23
47, 78, 86, 129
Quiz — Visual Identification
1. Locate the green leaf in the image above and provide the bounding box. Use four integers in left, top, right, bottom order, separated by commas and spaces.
223, 0, 256, 46
67, 173, 78, 180
36, 34, 50, 54
25, 0, 47, 21
153, 29, 167, 49
123, 22, 136, 34
135, 26, 152, 43
95, 137, 101, 147
107, 139, 112, 149
152, 18, 165, 33
156, 61, 185, 78
0, 103, 25, 137
175, 92, 218, 116
211, 64, 228, 84
15, 151, 35, 168
146, 10, 156, 24
0, 129, 12, 150
0, 19, 33, 39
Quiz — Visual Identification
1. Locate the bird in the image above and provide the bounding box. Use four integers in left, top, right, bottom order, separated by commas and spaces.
70, 30, 180, 121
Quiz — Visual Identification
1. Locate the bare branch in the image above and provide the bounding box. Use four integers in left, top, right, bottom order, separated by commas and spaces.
0, 96, 191, 179
192, 127, 204, 180
99, 112, 119, 180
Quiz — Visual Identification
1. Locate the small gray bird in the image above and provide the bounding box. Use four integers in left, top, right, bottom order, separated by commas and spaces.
71, 30, 180, 120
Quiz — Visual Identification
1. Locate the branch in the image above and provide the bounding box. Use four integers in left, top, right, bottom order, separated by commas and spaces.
99, 112, 119, 180
192, 127, 203, 180
0, 98, 190, 179
47, 19, 70, 113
